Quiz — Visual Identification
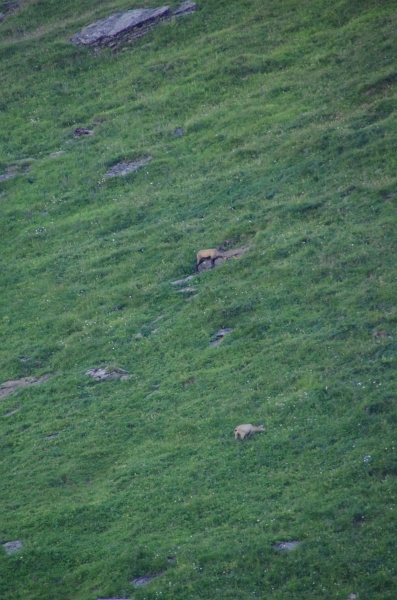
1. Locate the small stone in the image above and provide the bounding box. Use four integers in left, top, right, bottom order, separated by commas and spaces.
173, 1, 197, 16
104, 157, 152, 178
3, 540, 23, 555
0, 375, 49, 399
3, 2, 21, 10
0, 171, 15, 182
272, 541, 300, 552
49, 151, 65, 158
173, 127, 185, 137
85, 367, 128, 381
120, 374, 132, 381
131, 576, 156, 588
135, 333, 143, 339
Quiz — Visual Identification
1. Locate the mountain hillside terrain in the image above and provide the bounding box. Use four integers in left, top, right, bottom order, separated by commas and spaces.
0, 1, 396, 598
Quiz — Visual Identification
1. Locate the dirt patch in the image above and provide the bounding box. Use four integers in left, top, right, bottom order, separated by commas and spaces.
70, 2, 197, 48
272, 541, 300, 552
0, 375, 50, 400
3, 540, 23, 555
104, 156, 152, 178
85, 367, 132, 381
210, 328, 234, 346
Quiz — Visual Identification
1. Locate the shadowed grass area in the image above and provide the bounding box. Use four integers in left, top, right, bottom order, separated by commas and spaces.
0, 0, 397, 598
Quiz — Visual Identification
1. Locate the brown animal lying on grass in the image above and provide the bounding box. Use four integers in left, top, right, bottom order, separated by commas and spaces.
234, 424, 265, 440
196, 248, 227, 273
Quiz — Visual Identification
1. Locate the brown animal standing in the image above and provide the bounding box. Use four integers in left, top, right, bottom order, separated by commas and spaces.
196, 249, 227, 273
234, 424, 265, 440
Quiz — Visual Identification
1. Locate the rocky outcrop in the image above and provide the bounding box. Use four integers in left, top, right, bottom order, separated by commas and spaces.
70, 2, 197, 48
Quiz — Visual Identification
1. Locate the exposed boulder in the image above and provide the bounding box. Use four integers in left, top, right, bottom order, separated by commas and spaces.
70, 2, 197, 48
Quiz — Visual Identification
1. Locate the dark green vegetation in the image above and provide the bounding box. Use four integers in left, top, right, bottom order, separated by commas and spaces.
1, 0, 397, 598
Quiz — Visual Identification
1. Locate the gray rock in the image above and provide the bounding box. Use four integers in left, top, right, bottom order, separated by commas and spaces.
173, 1, 197, 15
272, 541, 300, 552
0, 170, 15, 183
0, 375, 50, 399
131, 576, 157, 588
104, 156, 152, 178
70, 3, 197, 48
173, 127, 185, 137
85, 367, 128, 381
3, 540, 23, 555
2, 2, 21, 10
70, 7, 170, 47
49, 151, 65, 158
177, 286, 197, 293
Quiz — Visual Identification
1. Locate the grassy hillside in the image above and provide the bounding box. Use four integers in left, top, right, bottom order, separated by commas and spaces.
0, 0, 396, 598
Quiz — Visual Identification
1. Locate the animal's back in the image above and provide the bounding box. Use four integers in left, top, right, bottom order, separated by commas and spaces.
234, 423, 265, 440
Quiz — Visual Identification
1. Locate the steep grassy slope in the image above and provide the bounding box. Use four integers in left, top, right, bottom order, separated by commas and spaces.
1, 0, 397, 598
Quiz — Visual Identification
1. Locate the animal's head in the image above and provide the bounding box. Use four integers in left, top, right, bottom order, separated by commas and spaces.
258, 424, 265, 431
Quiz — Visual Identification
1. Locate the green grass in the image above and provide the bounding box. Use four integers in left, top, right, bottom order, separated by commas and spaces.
1, 0, 397, 598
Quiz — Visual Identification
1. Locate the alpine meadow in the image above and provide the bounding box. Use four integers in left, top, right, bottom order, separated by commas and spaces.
0, 0, 396, 599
